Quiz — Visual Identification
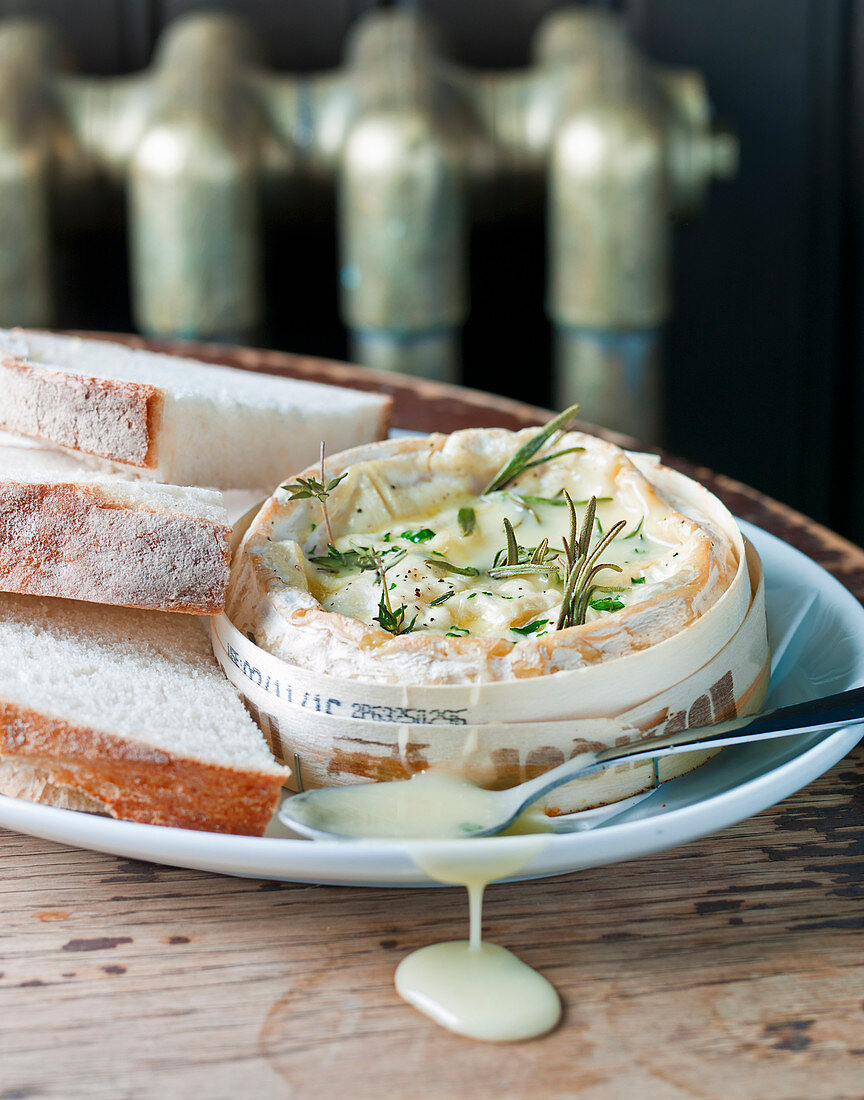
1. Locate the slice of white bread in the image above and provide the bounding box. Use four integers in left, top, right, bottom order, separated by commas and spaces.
0, 329, 392, 491
0, 444, 231, 613
0, 591, 289, 833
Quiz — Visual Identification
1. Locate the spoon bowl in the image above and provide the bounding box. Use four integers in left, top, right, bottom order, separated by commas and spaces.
278, 686, 864, 841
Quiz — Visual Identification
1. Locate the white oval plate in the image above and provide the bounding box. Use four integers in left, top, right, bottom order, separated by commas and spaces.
1, 520, 862, 886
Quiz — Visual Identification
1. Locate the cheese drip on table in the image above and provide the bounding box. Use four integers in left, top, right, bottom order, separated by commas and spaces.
396, 841, 561, 1042
304, 492, 676, 638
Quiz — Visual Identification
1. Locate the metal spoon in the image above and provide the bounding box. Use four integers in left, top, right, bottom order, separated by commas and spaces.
277, 685, 864, 841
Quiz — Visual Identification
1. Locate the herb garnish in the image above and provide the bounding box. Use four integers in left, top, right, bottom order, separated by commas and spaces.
482, 405, 584, 494
631, 576, 646, 584
374, 595, 416, 635
589, 597, 624, 612
430, 590, 455, 606
556, 494, 626, 630
310, 543, 406, 574
623, 516, 644, 539
511, 618, 549, 636
458, 507, 476, 536
401, 528, 436, 543
446, 626, 470, 637
506, 492, 613, 509
507, 491, 565, 508
425, 557, 481, 577
487, 520, 561, 580
371, 550, 417, 636
283, 442, 347, 545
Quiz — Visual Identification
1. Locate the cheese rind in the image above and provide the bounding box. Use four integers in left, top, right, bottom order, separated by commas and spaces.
228, 429, 743, 685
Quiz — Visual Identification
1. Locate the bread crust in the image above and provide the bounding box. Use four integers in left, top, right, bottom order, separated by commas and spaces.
0, 356, 162, 468
0, 482, 230, 613
0, 698, 285, 835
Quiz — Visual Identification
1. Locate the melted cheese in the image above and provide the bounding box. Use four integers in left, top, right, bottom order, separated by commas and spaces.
229, 429, 742, 685
288, 771, 505, 838
396, 840, 560, 1042
303, 481, 680, 639
395, 940, 561, 1042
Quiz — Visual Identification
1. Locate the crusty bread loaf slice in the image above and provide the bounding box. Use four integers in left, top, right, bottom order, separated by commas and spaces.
0, 329, 392, 491
0, 592, 289, 833
0, 444, 231, 613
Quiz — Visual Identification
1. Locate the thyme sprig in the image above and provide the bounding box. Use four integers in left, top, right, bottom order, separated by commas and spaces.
374, 593, 415, 635
283, 441, 347, 545
371, 550, 417, 635
482, 405, 583, 494
310, 543, 406, 574
556, 493, 626, 630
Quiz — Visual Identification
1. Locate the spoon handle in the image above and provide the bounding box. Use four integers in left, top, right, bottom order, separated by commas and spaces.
516, 684, 864, 811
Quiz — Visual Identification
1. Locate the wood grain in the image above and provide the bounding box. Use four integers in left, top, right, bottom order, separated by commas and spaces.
3, 338, 864, 1100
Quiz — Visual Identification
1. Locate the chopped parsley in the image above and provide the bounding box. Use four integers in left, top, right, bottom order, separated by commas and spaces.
401, 528, 436, 543
511, 618, 549, 636
588, 597, 625, 612
631, 576, 646, 584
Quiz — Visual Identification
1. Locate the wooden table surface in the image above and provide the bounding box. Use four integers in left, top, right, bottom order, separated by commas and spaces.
3, 340, 864, 1100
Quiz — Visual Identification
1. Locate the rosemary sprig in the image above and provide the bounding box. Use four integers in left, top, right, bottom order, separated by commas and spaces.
424, 557, 481, 578
430, 590, 455, 606
283, 441, 347, 545
519, 446, 585, 473
513, 493, 613, 507
486, 563, 560, 580
555, 494, 627, 630
504, 491, 566, 509
503, 517, 519, 565
573, 562, 624, 625
458, 507, 476, 536
482, 405, 582, 494
490, 520, 561, 577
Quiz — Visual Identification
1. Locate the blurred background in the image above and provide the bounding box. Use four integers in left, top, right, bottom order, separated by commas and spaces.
0, 1, 858, 539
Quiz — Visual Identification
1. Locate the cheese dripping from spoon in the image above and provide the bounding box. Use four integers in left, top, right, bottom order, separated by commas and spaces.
395, 839, 561, 1042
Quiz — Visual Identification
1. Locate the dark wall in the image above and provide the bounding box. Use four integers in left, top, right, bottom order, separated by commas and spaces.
633, 0, 850, 536
1, 0, 860, 540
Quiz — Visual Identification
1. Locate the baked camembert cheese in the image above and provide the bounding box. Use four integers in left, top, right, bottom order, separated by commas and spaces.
228, 411, 742, 686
